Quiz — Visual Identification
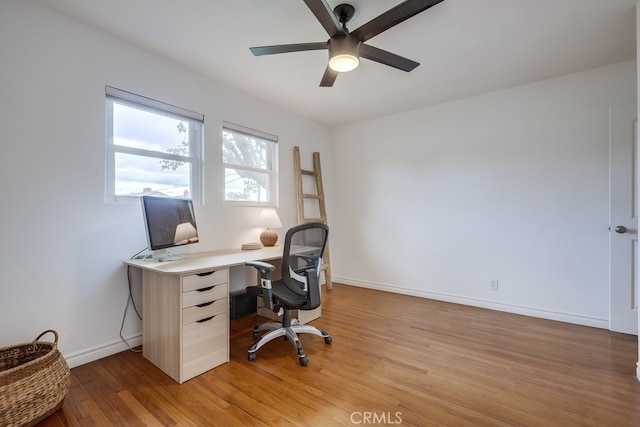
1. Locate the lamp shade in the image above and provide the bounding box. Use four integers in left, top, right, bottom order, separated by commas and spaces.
257, 209, 282, 229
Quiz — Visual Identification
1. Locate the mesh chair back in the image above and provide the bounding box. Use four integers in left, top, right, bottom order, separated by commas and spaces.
281, 223, 328, 309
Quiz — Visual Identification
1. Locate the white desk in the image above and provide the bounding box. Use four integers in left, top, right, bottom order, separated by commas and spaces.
124, 246, 284, 383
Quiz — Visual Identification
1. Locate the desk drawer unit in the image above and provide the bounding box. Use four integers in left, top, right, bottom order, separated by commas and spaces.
131, 246, 289, 384
141, 268, 230, 384
181, 270, 229, 381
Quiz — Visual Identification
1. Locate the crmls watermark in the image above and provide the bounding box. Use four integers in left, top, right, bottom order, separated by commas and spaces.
350, 411, 403, 425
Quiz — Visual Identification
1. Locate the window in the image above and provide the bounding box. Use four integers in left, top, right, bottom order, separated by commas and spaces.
222, 122, 278, 206
105, 86, 204, 202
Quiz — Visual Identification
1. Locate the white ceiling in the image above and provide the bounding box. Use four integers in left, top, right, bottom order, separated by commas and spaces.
37, 0, 637, 127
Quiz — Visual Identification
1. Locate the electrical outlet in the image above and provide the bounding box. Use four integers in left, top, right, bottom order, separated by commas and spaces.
490, 279, 499, 291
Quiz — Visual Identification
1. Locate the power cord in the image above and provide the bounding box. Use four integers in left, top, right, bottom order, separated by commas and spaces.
119, 247, 147, 352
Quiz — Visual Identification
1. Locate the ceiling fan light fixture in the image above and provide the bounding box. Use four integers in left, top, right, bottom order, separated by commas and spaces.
328, 35, 360, 73
329, 53, 359, 72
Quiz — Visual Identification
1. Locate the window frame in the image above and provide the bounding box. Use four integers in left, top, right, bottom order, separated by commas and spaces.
105, 86, 204, 204
222, 121, 279, 208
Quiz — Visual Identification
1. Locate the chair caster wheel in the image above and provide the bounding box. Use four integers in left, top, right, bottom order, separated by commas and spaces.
299, 356, 308, 366
248, 353, 256, 362
324, 336, 332, 344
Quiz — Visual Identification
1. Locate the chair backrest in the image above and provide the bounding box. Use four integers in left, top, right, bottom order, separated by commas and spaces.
281, 222, 329, 310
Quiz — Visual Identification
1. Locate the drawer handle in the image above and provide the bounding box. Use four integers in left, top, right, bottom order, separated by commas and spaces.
197, 271, 215, 277
196, 286, 214, 292
197, 315, 215, 323
196, 301, 214, 308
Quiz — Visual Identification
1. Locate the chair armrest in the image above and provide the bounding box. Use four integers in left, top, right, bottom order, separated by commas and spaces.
246, 261, 276, 311
301, 268, 321, 310
246, 260, 276, 275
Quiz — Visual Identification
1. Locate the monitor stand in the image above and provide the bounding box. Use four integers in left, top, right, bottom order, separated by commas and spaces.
143, 249, 183, 262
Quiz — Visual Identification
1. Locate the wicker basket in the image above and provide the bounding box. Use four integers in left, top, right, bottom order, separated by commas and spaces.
0, 330, 70, 427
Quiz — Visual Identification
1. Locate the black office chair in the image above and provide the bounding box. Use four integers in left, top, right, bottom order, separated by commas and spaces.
246, 222, 332, 366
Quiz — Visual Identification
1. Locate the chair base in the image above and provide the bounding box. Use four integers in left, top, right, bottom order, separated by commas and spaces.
248, 320, 332, 366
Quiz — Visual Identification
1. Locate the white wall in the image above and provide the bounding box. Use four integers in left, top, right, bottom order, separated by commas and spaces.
0, 1, 334, 366
332, 61, 636, 327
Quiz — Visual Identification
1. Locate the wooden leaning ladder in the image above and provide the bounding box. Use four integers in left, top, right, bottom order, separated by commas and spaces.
293, 146, 332, 290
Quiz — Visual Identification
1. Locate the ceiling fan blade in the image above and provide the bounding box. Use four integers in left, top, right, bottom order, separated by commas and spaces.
303, 0, 346, 38
352, 0, 445, 43
360, 44, 419, 72
250, 42, 327, 56
319, 66, 338, 87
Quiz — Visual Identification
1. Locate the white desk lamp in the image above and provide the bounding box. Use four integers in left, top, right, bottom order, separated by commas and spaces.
258, 209, 282, 247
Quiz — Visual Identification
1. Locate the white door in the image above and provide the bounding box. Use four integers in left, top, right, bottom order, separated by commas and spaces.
609, 104, 638, 335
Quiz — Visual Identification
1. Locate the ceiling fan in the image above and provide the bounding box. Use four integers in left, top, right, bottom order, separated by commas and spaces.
249, 0, 445, 87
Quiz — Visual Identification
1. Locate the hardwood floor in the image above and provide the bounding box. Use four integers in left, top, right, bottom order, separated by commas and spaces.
40, 284, 640, 426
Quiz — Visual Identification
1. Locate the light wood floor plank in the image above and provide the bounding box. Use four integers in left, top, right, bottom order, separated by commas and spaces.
36, 283, 640, 426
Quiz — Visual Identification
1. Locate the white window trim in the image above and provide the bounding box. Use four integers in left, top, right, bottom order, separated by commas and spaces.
105, 86, 204, 204
222, 121, 279, 208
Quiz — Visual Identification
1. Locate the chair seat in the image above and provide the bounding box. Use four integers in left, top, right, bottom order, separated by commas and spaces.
272, 280, 307, 308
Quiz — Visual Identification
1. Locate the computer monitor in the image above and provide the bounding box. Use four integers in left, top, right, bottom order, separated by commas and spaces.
141, 195, 199, 261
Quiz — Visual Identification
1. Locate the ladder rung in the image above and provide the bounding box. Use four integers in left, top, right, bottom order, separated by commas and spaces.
301, 169, 316, 176
301, 218, 325, 224
302, 194, 321, 200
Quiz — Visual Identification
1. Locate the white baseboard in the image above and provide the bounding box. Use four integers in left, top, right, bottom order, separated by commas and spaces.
64, 333, 142, 368
334, 276, 609, 329
64, 279, 612, 369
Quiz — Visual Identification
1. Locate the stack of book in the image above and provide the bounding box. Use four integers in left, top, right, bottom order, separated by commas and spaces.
241, 242, 262, 250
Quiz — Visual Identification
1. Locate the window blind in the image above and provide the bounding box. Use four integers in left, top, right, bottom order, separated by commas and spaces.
106, 86, 204, 123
